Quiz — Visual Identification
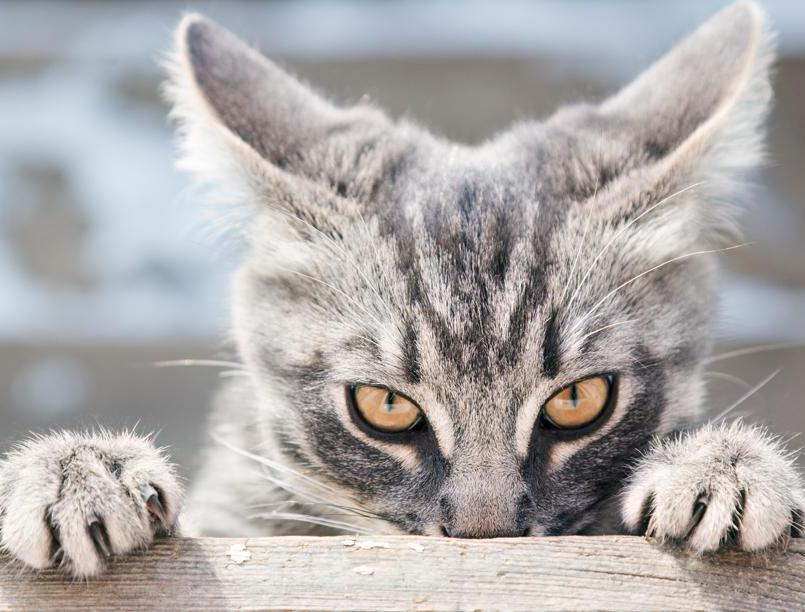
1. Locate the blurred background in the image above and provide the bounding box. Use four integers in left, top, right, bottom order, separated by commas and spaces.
1, 0, 804, 473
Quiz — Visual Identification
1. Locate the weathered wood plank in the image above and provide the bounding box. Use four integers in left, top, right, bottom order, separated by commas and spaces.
1, 536, 803, 611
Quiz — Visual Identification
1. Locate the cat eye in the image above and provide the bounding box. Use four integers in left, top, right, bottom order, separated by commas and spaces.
542, 375, 614, 430
348, 385, 424, 433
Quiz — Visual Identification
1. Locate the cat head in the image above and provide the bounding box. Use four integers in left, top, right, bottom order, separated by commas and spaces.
167, 2, 773, 536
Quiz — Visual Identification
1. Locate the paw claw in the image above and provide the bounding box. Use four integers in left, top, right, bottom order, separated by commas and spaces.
791, 509, 803, 539
683, 494, 709, 539
143, 484, 168, 526
645, 513, 657, 540
51, 547, 64, 566
88, 521, 112, 558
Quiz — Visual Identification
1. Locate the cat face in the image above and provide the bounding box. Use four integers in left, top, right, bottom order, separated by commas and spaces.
168, 2, 772, 536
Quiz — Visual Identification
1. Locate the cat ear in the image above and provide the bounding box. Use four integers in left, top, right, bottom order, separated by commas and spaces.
602, 1, 772, 178
553, 2, 773, 245
165, 14, 407, 234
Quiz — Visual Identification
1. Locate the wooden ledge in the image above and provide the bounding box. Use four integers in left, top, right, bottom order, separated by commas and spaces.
1, 536, 804, 610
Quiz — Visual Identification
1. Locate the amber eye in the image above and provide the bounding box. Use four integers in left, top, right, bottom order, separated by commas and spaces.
349, 385, 424, 433
542, 375, 613, 430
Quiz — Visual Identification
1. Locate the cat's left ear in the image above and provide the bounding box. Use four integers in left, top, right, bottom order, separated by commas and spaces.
166, 14, 410, 235
566, 2, 774, 241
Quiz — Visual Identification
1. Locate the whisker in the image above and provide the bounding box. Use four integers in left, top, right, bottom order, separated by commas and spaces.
712, 369, 781, 421
286, 274, 408, 366
303, 301, 386, 352
353, 208, 397, 320
254, 473, 382, 521
577, 318, 639, 344
249, 511, 372, 534
275, 207, 395, 322
703, 370, 753, 392
561, 199, 596, 305
213, 434, 339, 494
223, 434, 383, 521
247, 499, 384, 521
570, 242, 749, 336
219, 370, 251, 378
273, 265, 389, 333
704, 343, 804, 365
148, 359, 246, 369
565, 181, 706, 315
781, 432, 802, 458
255, 471, 331, 508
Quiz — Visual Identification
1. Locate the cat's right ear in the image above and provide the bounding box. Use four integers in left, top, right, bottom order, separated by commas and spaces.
165, 14, 406, 236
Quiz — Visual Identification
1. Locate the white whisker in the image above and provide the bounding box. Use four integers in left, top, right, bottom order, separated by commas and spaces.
561, 126, 606, 306
149, 359, 245, 369
276, 206, 395, 322
213, 434, 338, 494
564, 181, 706, 315
561, 167, 604, 305
703, 370, 753, 393
255, 470, 331, 507
247, 499, 383, 521
353, 208, 397, 319
704, 343, 804, 365
219, 370, 251, 378
569, 242, 749, 336
217, 435, 382, 522
249, 511, 372, 534
577, 318, 639, 343
713, 369, 780, 421
561, 213, 594, 305
254, 473, 382, 522
273, 265, 389, 333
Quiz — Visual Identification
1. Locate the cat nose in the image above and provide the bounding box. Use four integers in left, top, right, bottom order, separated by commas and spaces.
438, 493, 532, 538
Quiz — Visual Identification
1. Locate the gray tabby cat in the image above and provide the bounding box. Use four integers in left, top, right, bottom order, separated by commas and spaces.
1, 1, 803, 578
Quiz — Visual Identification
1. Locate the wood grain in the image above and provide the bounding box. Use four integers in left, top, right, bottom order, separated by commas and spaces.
1, 536, 803, 611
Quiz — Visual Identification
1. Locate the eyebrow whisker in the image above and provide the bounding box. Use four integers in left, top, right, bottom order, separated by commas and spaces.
703, 370, 753, 393
569, 242, 750, 337
704, 343, 804, 365
148, 359, 246, 369
712, 369, 781, 421
564, 181, 707, 316
577, 318, 639, 344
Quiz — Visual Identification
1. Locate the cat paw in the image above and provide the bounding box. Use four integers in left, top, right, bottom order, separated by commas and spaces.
622, 422, 804, 553
0, 430, 182, 577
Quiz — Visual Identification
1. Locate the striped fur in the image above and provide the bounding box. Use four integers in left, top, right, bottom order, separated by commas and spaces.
170, 3, 799, 541
2, 3, 803, 580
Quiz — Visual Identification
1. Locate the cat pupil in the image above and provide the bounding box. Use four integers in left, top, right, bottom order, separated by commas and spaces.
570, 383, 579, 408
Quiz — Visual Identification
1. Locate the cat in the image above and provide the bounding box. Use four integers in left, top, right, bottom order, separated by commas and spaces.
1, 1, 803, 579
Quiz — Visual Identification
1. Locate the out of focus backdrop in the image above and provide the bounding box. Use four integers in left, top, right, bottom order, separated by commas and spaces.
1, 1, 804, 472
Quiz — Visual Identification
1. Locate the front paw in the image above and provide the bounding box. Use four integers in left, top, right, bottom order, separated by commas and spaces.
0, 430, 182, 577
622, 422, 804, 553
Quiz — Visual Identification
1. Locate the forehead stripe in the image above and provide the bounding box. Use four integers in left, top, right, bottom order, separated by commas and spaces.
402, 321, 422, 384
542, 309, 562, 378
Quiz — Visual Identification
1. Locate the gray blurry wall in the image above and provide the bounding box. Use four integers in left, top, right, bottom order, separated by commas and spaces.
1, 1, 804, 473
